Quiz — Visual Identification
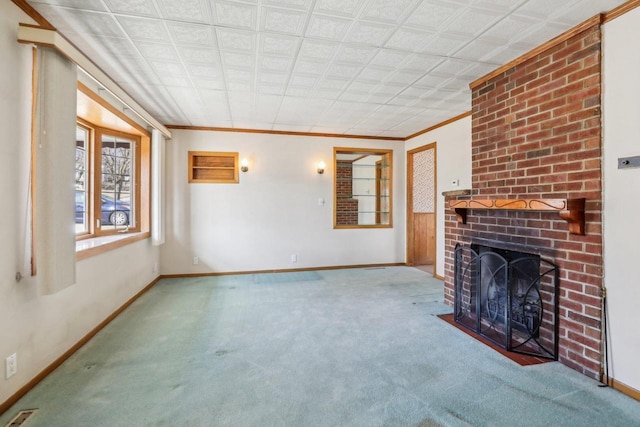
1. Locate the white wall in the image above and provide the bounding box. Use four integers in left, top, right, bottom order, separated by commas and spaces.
405, 116, 472, 278
0, 2, 159, 406
161, 129, 405, 274
602, 8, 640, 393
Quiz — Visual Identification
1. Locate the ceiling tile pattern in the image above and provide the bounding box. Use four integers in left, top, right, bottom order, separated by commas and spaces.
104, 0, 159, 17
27, 0, 626, 137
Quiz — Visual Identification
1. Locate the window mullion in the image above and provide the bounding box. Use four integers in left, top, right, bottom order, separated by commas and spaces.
94, 128, 104, 235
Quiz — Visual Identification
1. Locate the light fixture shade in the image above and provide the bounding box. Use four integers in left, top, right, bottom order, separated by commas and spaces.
317, 161, 325, 174
241, 158, 249, 172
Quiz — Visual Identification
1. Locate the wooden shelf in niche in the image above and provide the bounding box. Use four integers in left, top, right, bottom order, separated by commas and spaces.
188, 151, 239, 183
448, 198, 586, 235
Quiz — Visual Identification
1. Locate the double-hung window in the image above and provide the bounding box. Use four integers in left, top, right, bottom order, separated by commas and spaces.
97, 129, 139, 232
75, 122, 141, 237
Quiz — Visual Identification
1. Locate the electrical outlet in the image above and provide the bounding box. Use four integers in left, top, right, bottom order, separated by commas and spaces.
291, 254, 297, 263
193, 256, 199, 265
6, 353, 17, 379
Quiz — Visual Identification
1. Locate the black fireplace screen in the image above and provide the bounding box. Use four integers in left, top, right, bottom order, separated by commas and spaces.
454, 244, 559, 359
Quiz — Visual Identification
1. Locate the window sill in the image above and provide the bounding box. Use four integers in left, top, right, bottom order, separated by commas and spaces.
76, 231, 150, 260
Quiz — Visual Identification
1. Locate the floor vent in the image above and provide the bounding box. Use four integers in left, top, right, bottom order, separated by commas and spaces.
5, 409, 37, 427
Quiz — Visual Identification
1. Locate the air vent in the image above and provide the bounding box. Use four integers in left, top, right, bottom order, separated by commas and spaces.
5, 409, 37, 427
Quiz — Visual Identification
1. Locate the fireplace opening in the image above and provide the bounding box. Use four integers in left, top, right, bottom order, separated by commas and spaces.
454, 244, 559, 359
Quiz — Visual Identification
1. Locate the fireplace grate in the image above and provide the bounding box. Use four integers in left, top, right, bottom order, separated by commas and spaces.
454, 244, 559, 360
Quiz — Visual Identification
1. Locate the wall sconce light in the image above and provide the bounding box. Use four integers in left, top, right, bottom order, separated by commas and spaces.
240, 158, 249, 173
317, 161, 325, 174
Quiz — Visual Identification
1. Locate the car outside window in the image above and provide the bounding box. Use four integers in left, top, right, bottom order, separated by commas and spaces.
75, 122, 141, 238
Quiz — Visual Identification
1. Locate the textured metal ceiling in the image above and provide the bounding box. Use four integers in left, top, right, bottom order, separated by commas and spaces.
27, 0, 625, 137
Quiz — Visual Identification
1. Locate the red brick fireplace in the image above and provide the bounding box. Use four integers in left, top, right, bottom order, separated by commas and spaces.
444, 17, 604, 379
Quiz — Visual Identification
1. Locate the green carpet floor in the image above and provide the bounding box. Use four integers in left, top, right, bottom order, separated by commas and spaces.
2, 267, 639, 426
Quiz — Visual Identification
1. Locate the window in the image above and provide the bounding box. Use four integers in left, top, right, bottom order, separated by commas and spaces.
75, 123, 142, 237
97, 129, 140, 231
334, 147, 393, 228
75, 83, 150, 240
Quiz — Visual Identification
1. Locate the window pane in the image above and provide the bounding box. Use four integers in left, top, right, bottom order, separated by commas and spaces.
75, 126, 89, 234
100, 134, 134, 230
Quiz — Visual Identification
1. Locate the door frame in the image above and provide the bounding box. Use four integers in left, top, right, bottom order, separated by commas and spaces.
406, 142, 437, 270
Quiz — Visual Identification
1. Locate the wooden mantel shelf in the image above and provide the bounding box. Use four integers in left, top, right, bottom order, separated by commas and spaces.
448, 198, 586, 235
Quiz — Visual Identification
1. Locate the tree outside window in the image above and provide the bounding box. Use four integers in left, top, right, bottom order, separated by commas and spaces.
75, 122, 140, 237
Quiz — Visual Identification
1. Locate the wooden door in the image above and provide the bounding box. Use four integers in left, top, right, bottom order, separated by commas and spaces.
407, 144, 436, 268
413, 212, 435, 264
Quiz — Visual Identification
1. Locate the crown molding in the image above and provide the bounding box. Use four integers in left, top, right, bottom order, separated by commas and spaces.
404, 111, 472, 141
166, 125, 405, 141
11, 0, 55, 29
604, 0, 640, 22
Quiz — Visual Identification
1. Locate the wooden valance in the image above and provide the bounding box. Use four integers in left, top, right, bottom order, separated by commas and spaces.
448, 198, 585, 235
